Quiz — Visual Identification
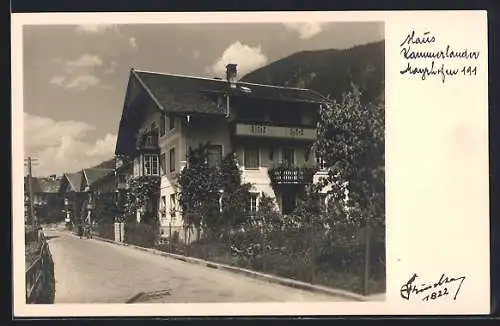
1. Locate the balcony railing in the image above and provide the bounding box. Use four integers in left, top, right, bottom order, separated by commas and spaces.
135, 130, 159, 151
117, 182, 129, 190
268, 166, 317, 185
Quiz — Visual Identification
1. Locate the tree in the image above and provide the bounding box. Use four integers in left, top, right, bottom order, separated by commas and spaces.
315, 85, 385, 229
314, 85, 385, 294
120, 175, 161, 225
178, 143, 253, 240
177, 142, 221, 238
219, 152, 252, 233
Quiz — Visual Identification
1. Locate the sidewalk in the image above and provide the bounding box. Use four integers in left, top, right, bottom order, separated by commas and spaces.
61, 230, 385, 302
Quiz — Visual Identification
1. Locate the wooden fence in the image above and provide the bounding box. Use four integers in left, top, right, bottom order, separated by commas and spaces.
25, 232, 55, 304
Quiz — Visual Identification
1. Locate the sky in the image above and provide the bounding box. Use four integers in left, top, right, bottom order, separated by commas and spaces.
23, 22, 384, 177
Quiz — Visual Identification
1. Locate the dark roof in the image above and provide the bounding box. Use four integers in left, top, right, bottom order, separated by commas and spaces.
116, 68, 328, 155
134, 71, 224, 116
30, 177, 61, 194
133, 70, 327, 115
63, 172, 83, 192
83, 168, 114, 187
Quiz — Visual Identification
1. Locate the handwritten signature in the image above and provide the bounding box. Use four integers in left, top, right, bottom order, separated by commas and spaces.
400, 273, 466, 301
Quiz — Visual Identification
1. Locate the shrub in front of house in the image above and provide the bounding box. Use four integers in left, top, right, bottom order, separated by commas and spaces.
124, 222, 157, 248
95, 222, 115, 241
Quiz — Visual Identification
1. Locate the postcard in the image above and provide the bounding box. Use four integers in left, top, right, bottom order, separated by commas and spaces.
12, 10, 489, 316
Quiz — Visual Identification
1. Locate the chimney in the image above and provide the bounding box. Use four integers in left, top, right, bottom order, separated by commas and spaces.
225, 63, 237, 88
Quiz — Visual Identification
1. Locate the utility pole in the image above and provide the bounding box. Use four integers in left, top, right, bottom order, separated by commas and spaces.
25, 156, 38, 229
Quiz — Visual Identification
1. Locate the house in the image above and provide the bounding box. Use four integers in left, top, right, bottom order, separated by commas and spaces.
60, 167, 115, 225
79, 168, 115, 223
114, 64, 331, 241
84, 162, 134, 223
25, 174, 65, 223
59, 171, 85, 224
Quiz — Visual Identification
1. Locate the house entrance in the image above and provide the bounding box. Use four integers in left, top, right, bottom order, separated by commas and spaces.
281, 187, 297, 215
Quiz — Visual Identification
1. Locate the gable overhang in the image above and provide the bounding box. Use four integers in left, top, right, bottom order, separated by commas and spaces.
115, 69, 164, 156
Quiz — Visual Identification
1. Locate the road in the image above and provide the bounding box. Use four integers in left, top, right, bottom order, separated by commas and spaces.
45, 230, 350, 303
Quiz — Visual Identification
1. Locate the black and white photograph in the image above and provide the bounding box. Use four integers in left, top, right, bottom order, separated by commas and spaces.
22, 20, 385, 305
13, 11, 489, 317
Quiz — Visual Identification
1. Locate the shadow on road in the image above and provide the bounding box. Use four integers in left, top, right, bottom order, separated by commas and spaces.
44, 235, 60, 241
126, 290, 171, 303
126, 292, 146, 304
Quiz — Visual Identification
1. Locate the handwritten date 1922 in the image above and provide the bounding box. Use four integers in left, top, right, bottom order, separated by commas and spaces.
400, 273, 466, 301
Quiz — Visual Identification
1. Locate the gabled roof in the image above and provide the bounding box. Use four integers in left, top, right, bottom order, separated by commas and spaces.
115, 68, 327, 155
62, 172, 84, 192
82, 168, 114, 188
133, 69, 327, 112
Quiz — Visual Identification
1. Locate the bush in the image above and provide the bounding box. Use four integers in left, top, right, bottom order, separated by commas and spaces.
125, 222, 157, 247
96, 222, 115, 241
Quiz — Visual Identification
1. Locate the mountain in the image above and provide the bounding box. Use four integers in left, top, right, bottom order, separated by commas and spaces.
90, 157, 115, 170
241, 40, 384, 104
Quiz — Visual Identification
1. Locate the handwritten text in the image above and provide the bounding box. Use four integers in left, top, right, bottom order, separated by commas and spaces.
400, 273, 466, 302
399, 30, 480, 83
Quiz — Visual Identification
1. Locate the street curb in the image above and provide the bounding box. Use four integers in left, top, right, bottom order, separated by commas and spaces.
61, 231, 379, 302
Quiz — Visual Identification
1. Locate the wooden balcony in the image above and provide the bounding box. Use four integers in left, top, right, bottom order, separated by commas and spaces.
135, 130, 159, 152
268, 166, 317, 185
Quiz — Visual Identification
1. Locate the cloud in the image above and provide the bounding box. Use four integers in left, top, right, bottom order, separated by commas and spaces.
206, 41, 268, 78
49, 76, 65, 86
283, 22, 327, 39
49, 53, 113, 91
193, 50, 200, 58
24, 113, 117, 177
103, 60, 118, 75
65, 54, 103, 70
129, 37, 137, 49
65, 75, 101, 91
75, 24, 118, 34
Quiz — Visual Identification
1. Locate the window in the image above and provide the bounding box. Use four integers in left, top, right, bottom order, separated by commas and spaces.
160, 153, 167, 175
249, 193, 258, 214
159, 115, 166, 136
169, 148, 176, 172
143, 154, 159, 176
282, 148, 295, 166
207, 145, 223, 167
169, 116, 175, 130
160, 196, 167, 219
244, 147, 259, 169
118, 174, 127, 183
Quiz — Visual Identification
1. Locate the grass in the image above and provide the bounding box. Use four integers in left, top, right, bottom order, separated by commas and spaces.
122, 223, 386, 296
154, 239, 385, 296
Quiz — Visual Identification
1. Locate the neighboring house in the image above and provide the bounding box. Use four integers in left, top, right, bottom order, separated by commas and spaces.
60, 168, 115, 225
86, 162, 133, 223
27, 175, 65, 223
80, 168, 114, 223
114, 64, 331, 242
59, 171, 85, 224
